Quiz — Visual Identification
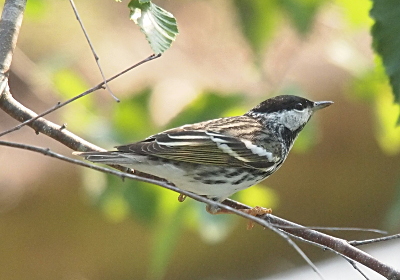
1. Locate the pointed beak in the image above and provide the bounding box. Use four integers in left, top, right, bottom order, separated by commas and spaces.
312, 101, 333, 111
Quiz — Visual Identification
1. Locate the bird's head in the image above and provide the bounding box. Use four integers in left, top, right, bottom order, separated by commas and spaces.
245, 95, 333, 132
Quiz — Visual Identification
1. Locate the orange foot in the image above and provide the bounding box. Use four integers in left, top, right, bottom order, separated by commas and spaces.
241, 206, 272, 216
178, 193, 187, 202
240, 206, 272, 230
206, 205, 272, 217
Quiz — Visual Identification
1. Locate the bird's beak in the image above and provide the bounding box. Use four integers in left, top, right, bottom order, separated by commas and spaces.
312, 101, 333, 111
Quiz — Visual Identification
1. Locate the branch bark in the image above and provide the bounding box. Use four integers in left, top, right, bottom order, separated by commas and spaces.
0, 0, 26, 74
0, 1, 399, 279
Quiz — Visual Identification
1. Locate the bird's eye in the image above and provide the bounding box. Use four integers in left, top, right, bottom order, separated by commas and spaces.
294, 103, 304, 111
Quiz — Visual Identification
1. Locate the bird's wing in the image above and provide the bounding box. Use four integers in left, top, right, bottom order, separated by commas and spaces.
116, 129, 281, 170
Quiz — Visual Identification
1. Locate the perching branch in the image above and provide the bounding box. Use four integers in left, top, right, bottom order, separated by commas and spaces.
0, 1, 400, 279
1, 140, 400, 280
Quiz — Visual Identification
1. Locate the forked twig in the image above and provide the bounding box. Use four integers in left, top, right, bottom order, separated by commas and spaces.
69, 0, 119, 102
0, 53, 160, 138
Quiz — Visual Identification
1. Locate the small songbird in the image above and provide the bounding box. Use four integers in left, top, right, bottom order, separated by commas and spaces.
75, 95, 332, 214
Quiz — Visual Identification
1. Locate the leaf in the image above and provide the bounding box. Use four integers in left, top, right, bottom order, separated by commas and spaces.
128, 0, 179, 54
370, 0, 400, 104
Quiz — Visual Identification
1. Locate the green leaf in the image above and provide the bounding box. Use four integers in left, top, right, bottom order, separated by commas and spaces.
350, 58, 388, 102
370, 0, 400, 104
128, 0, 179, 54
233, 0, 280, 54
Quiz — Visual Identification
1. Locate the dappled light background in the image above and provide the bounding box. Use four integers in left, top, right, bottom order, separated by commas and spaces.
1, 0, 400, 279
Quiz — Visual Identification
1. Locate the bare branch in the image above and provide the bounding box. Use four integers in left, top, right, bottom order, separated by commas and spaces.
0, 53, 161, 138
1, 138, 400, 279
69, 0, 119, 102
350, 234, 400, 247
346, 258, 370, 280
261, 215, 400, 279
0, 0, 26, 74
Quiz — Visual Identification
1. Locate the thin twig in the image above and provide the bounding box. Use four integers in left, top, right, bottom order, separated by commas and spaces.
273, 225, 386, 235
350, 233, 400, 247
0, 53, 161, 138
346, 258, 370, 280
69, 0, 119, 102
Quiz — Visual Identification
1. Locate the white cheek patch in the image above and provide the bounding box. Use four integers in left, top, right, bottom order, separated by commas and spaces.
280, 108, 312, 131
242, 140, 276, 162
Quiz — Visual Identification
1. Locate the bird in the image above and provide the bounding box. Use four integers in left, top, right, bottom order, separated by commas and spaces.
75, 95, 333, 215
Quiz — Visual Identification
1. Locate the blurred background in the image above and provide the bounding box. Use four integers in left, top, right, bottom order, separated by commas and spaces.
1, 0, 400, 279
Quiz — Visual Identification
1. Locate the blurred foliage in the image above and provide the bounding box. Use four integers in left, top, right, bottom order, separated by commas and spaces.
335, 0, 373, 28
25, 0, 47, 19
112, 88, 156, 142
233, 0, 324, 56
167, 92, 245, 128
371, 0, 400, 109
233, 0, 280, 56
350, 58, 400, 155
279, 0, 324, 34
384, 179, 400, 232
375, 90, 400, 155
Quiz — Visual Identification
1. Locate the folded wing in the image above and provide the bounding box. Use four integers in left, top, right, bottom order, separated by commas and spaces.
116, 129, 280, 170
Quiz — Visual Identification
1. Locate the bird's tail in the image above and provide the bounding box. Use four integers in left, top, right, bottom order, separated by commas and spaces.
73, 151, 138, 165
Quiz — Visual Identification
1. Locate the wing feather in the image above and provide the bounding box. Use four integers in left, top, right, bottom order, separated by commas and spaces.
116, 129, 280, 170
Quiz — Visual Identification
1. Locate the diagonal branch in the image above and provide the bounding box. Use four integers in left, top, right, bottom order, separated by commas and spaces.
0, 53, 160, 138
1, 139, 400, 279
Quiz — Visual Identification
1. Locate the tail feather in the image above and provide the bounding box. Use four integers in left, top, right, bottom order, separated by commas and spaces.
73, 151, 139, 165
